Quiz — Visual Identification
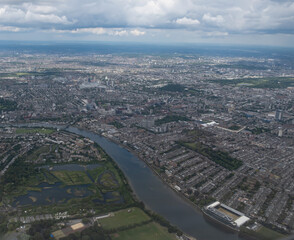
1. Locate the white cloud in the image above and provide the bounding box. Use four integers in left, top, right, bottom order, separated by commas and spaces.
23, 3, 57, 14
112, 30, 128, 36
130, 29, 145, 36
202, 14, 224, 26
50, 27, 144, 37
206, 31, 229, 37
175, 17, 200, 25
0, 5, 70, 25
0, 0, 293, 42
71, 27, 106, 34
24, 11, 70, 24
0, 25, 24, 32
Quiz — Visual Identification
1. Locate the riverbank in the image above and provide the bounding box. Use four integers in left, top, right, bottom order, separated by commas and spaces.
1, 123, 244, 240
98, 131, 204, 213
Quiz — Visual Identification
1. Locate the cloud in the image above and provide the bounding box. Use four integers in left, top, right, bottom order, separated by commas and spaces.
175, 17, 200, 26
50, 27, 145, 37
70, 27, 106, 34
206, 31, 229, 37
202, 14, 224, 26
112, 30, 128, 36
0, 4, 70, 25
0, 0, 293, 41
0, 25, 25, 32
130, 29, 145, 36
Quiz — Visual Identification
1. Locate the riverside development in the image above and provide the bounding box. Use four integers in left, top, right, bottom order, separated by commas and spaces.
0, 43, 294, 240
202, 201, 250, 232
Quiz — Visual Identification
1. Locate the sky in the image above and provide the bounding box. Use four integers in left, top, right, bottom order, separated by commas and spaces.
0, 0, 294, 47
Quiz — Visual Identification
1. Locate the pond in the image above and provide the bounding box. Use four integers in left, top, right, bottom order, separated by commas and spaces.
12, 164, 123, 207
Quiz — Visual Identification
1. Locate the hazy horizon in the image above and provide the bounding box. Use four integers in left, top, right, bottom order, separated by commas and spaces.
0, 0, 294, 47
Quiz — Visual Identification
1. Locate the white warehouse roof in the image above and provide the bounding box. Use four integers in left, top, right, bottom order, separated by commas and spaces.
234, 216, 250, 227
207, 201, 220, 208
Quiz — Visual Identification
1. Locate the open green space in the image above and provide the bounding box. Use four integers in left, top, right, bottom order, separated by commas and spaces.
247, 127, 270, 135
0, 98, 17, 111
99, 208, 151, 230
88, 166, 105, 182
25, 145, 53, 162
0, 143, 134, 213
100, 172, 119, 189
160, 83, 186, 92
228, 125, 242, 131
214, 63, 268, 70
15, 128, 55, 134
241, 226, 286, 240
52, 171, 92, 185
111, 222, 177, 240
179, 141, 242, 170
257, 226, 286, 240
210, 77, 294, 89
109, 121, 124, 129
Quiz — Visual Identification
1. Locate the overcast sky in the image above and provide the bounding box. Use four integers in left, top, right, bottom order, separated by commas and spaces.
0, 0, 294, 46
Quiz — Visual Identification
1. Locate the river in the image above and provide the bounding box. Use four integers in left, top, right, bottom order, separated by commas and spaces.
6, 123, 244, 240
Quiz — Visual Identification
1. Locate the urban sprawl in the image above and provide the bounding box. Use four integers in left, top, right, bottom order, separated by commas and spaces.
0, 50, 294, 238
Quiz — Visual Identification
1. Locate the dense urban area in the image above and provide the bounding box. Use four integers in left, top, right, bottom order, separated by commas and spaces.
0, 45, 293, 240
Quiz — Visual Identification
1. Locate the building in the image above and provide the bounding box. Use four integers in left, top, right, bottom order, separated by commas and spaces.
278, 128, 283, 137
202, 201, 250, 232
275, 110, 283, 121
51, 222, 86, 239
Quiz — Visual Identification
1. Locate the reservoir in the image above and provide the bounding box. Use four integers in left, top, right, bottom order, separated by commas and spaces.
9, 123, 243, 240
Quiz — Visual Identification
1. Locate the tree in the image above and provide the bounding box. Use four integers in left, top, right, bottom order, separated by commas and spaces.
82, 218, 91, 224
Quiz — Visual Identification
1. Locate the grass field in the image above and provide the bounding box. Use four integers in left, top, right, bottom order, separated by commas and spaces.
111, 222, 177, 240
99, 208, 151, 230
15, 128, 55, 134
26, 145, 52, 162
210, 77, 294, 89
256, 226, 286, 240
88, 167, 106, 183
100, 172, 118, 189
52, 171, 92, 185
217, 206, 239, 220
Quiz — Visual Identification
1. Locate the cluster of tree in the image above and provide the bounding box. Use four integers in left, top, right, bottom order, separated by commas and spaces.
248, 127, 270, 135
109, 121, 124, 129
94, 143, 112, 162
180, 142, 243, 171
0, 155, 40, 197
228, 125, 242, 131
27, 220, 55, 240
61, 222, 110, 240
0, 214, 8, 234
0, 98, 17, 111
160, 83, 186, 92
132, 201, 182, 236
194, 195, 216, 208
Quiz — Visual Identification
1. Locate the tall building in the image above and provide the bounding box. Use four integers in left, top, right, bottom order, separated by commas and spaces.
278, 127, 283, 137
275, 110, 283, 121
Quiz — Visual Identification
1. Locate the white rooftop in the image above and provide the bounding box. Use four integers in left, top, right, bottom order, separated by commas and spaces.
234, 216, 250, 227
